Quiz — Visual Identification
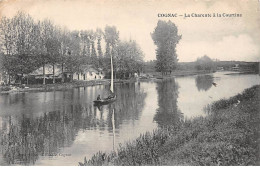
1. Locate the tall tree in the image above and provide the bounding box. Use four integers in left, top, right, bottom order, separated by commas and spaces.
58, 27, 70, 83
86, 31, 91, 59
80, 30, 87, 57
0, 16, 15, 84
39, 19, 56, 84
0, 12, 39, 83
64, 30, 82, 80
89, 30, 98, 68
46, 37, 61, 84
80, 30, 92, 64
151, 20, 181, 75
96, 28, 103, 59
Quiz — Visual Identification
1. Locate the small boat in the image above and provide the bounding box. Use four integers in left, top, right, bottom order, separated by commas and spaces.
93, 48, 116, 105
93, 95, 117, 105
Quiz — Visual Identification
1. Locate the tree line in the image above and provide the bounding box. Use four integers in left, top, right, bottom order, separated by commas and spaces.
0, 12, 144, 84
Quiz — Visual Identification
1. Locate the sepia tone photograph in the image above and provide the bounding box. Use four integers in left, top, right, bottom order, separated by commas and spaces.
0, 0, 259, 166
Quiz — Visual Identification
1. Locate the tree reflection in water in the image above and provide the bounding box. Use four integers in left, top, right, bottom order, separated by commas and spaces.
154, 78, 184, 128
195, 75, 214, 91
0, 82, 147, 165
110, 82, 147, 128
0, 111, 77, 165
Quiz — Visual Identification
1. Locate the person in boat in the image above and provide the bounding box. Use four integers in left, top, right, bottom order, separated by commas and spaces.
107, 93, 115, 99
104, 90, 115, 100
97, 94, 101, 100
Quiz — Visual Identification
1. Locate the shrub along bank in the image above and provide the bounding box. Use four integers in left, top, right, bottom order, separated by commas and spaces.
80, 85, 260, 166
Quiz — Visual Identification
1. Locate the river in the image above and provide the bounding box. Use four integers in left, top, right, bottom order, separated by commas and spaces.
0, 72, 259, 165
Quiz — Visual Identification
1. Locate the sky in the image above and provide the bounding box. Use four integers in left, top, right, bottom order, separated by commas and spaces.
0, 0, 259, 62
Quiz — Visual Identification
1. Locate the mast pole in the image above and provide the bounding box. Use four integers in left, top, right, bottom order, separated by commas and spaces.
112, 109, 116, 152
110, 51, 114, 93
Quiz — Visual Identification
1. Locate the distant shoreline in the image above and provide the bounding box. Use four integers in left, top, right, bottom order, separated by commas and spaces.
0, 71, 258, 94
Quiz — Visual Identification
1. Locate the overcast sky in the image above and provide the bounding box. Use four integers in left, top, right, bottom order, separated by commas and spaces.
0, 0, 259, 62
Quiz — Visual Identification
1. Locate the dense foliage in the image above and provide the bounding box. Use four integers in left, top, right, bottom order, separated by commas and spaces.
0, 12, 144, 84
151, 20, 181, 75
195, 55, 216, 71
114, 40, 144, 79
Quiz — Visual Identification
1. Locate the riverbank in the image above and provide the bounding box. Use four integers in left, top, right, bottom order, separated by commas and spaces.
0, 80, 110, 94
0, 70, 209, 94
80, 85, 260, 166
1, 70, 257, 94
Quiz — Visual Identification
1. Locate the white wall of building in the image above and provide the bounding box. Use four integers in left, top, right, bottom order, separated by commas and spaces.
73, 71, 104, 81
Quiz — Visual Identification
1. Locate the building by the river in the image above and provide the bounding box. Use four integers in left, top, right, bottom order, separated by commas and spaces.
232, 64, 239, 71
71, 65, 104, 81
28, 64, 104, 84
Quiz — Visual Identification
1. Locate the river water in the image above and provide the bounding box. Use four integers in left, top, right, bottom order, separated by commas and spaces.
0, 72, 259, 165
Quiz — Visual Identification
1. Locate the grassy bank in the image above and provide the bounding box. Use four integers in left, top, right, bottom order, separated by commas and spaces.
80, 85, 260, 166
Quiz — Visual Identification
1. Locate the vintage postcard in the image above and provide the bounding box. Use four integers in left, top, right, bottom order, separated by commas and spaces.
0, 0, 259, 166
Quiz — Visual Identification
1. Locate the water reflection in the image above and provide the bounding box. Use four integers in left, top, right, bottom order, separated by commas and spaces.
154, 78, 183, 127
0, 72, 259, 165
1, 109, 82, 165
113, 83, 147, 127
195, 75, 214, 91
0, 82, 147, 165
